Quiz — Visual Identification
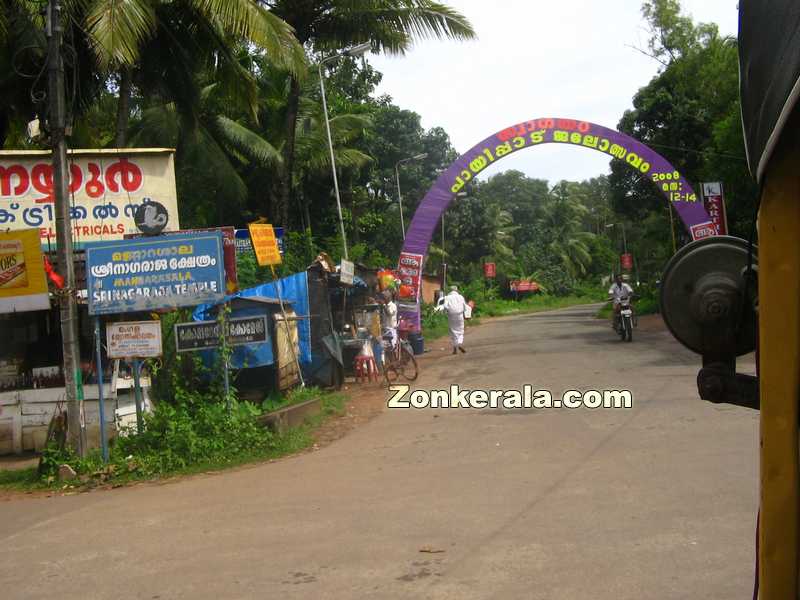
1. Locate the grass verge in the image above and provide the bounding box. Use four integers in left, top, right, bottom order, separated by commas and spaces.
0, 389, 346, 494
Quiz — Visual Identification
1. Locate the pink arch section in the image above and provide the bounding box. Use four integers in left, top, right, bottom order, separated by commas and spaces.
397, 117, 717, 330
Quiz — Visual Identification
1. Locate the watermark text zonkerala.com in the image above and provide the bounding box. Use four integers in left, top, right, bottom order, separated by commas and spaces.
387, 385, 633, 410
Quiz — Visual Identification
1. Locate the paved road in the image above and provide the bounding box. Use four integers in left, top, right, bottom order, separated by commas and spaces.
1, 306, 758, 599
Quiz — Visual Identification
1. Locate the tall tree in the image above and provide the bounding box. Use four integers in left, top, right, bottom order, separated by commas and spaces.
264, 0, 475, 227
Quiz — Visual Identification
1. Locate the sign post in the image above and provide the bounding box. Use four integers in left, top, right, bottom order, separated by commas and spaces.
106, 320, 163, 434
247, 222, 304, 388
93, 318, 108, 462
175, 315, 272, 410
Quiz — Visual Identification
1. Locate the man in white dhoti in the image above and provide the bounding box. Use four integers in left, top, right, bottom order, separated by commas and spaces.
436, 285, 467, 354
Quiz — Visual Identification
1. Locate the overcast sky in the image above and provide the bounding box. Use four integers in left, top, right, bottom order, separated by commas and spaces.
368, 0, 740, 185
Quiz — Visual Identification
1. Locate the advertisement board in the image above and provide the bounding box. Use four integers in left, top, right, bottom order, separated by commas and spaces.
483, 262, 496, 278
0, 149, 179, 245
106, 321, 163, 358
397, 252, 424, 302
701, 182, 728, 235
86, 232, 225, 315
248, 224, 282, 266
175, 315, 269, 352
0, 229, 50, 313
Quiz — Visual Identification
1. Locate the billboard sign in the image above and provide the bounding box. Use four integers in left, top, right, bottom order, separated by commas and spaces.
0, 229, 50, 313
86, 232, 225, 315
0, 149, 179, 245
106, 321, 163, 358
248, 224, 282, 266
701, 182, 728, 235
175, 315, 269, 352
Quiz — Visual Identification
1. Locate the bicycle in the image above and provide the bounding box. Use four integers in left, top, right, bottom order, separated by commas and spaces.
381, 330, 418, 384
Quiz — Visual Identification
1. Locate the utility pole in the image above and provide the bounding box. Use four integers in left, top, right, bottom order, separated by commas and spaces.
47, 0, 85, 456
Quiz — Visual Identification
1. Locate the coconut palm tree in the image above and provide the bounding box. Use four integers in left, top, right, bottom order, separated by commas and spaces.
263, 0, 476, 226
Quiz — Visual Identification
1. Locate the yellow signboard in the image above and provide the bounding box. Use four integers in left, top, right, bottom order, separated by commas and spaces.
248, 224, 282, 266
0, 229, 50, 313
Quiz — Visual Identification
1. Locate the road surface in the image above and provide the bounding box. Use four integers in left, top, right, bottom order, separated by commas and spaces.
1, 305, 759, 599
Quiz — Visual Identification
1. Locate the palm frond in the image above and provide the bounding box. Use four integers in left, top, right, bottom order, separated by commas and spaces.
84, 0, 156, 66
189, 0, 306, 76
212, 115, 282, 167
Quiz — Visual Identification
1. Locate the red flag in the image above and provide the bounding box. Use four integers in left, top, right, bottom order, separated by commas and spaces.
43, 255, 64, 289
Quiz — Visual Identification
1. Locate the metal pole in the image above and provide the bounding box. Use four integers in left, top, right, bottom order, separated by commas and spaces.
223, 356, 231, 414
622, 223, 628, 255
668, 203, 678, 254
132, 359, 144, 434
318, 61, 348, 260
93, 318, 108, 462
48, 0, 85, 457
441, 213, 446, 290
396, 163, 405, 239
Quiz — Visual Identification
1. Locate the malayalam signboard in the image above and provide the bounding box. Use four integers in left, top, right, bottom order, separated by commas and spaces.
126, 226, 237, 293
248, 224, 282, 266
86, 232, 225, 315
0, 229, 50, 313
106, 321, 163, 358
701, 182, 728, 235
175, 315, 269, 352
0, 149, 180, 245
397, 251, 424, 320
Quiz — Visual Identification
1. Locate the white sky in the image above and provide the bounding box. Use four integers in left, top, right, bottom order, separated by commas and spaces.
368, 0, 740, 184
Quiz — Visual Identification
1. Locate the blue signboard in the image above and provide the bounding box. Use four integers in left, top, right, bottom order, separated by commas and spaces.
86, 232, 226, 315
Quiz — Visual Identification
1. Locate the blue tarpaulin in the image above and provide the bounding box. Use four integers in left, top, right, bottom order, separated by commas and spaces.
193, 272, 312, 369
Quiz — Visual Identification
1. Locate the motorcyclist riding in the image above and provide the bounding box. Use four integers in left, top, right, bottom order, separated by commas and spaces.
608, 274, 634, 332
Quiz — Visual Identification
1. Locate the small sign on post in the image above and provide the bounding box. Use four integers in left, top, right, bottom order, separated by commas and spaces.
340, 259, 355, 285
620, 253, 634, 270
484, 262, 496, 278
248, 224, 282, 266
106, 321, 163, 358
175, 316, 269, 352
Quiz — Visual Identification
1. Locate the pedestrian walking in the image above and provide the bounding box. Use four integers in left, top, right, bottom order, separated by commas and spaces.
436, 285, 467, 354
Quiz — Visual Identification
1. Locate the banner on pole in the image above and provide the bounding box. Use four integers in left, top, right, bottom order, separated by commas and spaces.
701, 182, 728, 235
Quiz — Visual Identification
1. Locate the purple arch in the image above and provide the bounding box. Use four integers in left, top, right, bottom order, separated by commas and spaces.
396, 117, 718, 330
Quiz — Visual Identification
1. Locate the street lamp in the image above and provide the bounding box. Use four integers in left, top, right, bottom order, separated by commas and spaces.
318, 42, 371, 259
395, 153, 428, 239
442, 191, 467, 290
605, 222, 628, 254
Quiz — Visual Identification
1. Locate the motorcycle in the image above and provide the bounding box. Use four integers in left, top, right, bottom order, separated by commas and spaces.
613, 295, 636, 342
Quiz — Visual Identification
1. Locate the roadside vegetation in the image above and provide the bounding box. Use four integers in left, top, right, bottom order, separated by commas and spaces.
0, 386, 345, 493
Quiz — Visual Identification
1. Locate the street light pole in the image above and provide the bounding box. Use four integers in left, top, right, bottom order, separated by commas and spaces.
318, 42, 371, 260
395, 153, 428, 240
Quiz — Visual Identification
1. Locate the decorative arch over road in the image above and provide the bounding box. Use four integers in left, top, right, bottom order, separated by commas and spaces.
397, 117, 718, 329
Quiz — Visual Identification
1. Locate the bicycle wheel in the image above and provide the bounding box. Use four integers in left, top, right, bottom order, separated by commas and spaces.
398, 344, 419, 381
